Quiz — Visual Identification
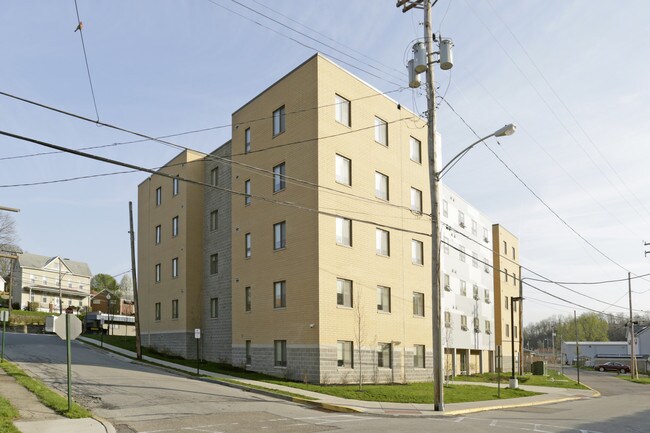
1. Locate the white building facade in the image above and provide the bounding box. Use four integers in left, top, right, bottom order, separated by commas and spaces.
441, 184, 495, 375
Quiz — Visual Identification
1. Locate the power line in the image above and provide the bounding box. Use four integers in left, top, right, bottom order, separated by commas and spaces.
524, 272, 650, 286
72, 0, 99, 121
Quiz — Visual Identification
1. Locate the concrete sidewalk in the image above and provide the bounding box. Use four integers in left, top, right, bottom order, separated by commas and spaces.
0, 364, 115, 433
79, 336, 599, 417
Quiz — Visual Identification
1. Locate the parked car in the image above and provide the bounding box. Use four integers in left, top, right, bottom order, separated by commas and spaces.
594, 362, 630, 373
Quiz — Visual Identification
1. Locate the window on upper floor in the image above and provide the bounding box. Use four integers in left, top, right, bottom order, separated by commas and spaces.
172, 258, 179, 278
172, 299, 179, 319
445, 311, 451, 328
444, 273, 451, 291
374, 117, 388, 146
335, 154, 351, 186
336, 217, 352, 247
377, 285, 391, 312
274, 281, 286, 308
375, 172, 389, 201
210, 210, 218, 231
459, 245, 466, 262
335, 95, 350, 127
244, 127, 251, 154
485, 320, 491, 334
512, 246, 516, 260
172, 177, 179, 196
210, 297, 218, 318
155, 264, 161, 283
483, 227, 489, 243
503, 240, 507, 253
461, 315, 468, 331
410, 136, 421, 163
376, 228, 390, 256
337, 278, 353, 308
274, 221, 286, 250
413, 292, 424, 317
442, 199, 448, 218
472, 251, 479, 268
245, 287, 251, 312
211, 167, 218, 187
273, 106, 286, 136
245, 233, 251, 258
172, 216, 179, 237
410, 187, 422, 213
210, 253, 218, 274
505, 295, 509, 309
460, 280, 467, 296
412, 239, 423, 265
471, 219, 477, 236
155, 225, 161, 245
273, 162, 286, 192
458, 210, 465, 228
505, 323, 510, 337
244, 179, 251, 206
155, 187, 162, 206
443, 236, 449, 254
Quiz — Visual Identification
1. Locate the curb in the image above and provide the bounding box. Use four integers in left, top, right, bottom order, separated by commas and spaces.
440, 395, 585, 416
92, 415, 117, 433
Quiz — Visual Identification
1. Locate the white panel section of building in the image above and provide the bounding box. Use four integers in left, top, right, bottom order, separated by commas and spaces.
440, 184, 495, 372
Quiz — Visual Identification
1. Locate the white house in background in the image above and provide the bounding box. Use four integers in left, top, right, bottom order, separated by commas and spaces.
0, 275, 5, 292
11, 253, 92, 312
628, 326, 650, 356
440, 184, 495, 375
561, 341, 629, 364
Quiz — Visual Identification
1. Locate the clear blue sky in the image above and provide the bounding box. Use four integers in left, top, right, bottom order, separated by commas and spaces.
2, 1, 649, 324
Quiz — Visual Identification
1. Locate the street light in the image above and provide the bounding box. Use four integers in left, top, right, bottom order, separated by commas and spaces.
430, 123, 517, 409
105, 293, 112, 336
510, 296, 523, 388
437, 124, 516, 179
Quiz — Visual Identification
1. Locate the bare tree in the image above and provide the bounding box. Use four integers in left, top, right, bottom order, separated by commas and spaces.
0, 212, 20, 278
443, 311, 454, 384
354, 288, 366, 390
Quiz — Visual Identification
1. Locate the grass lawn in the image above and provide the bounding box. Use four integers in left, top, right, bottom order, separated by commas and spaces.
83, 334, 541, 404
0, 361, 91, 418
0, 396, 20, 433
619, 375, 650, 385
458, 370, 588, 390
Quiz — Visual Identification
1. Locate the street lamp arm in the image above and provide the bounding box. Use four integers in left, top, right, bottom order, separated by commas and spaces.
436, 123, 516, 180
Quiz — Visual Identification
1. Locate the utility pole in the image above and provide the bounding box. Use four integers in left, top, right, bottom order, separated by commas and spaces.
574, 310, 580, 385
628, 272, 638, 379
518, 266, 524, 375
129, 202, 142, 360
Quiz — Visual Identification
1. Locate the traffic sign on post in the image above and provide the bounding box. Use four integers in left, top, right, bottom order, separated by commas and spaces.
0, 310, 8, 322
54, 314, 82, 341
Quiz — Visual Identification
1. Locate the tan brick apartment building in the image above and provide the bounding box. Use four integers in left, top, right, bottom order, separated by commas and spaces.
137, 54, 519, 383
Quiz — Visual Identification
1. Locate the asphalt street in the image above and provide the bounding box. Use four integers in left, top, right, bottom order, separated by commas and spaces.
4, 333, 650, 433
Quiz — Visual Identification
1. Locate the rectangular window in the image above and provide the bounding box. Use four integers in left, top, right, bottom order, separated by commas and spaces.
483, 227, 489, 243
458, 210, 465, 228
210, 210, 218, 231
505, 269, 509, 282
273, 162, 286, 192
244, 179, 251, 205
245, 233, 251, 258
443, 236, 449, 254
273, 106, 286, 136
413, 292, 424, 316
410, 188, 422, 213
211, 167, 218, 187
410, 137, 421, 163
444, 273, 451, 291
505, 323, 510, 337
374, 117, 387, 145
414, 345, 425, 368
411, 239, 423, 265
503, 240, 507, 253
335, 95, 350, 126
172, 177, 179, 196
473, 284, 480, 300
459, 245, 466, 262
337, 340, 353, 368
172, 216, 179, 237
512, 246, 516, 259
155, 302, 161, 321
337, 278, 353, 307
376, 228, 390, 256
335, 154, 351, 186
484, 288, 491, 303
335, 217, 352, 246
244, 286, 252, 311
505, 296, 509, 309
471, 219, 478, 236
172, 257, 179, 278
375, 171, 389, 200
155, 264, 161, 283
155, 187, 162, 206
474, 317, 481, 332
245, 127, 251, 153
210, 297, 218, 318
514, 300, 518, 312
172, 299, 179, 319
155, 225, 161, 245
485, 321, 491, 334
210, 253, 218, 274
274, 340, 287, 366
377, 343, 392, 368
377, 285, 391, 312
274, 281, 286, 308
444, 311, 451, 328
442, 199, 448, 217
472, 251, 479, 268
461, 315, 468, 331
245, 340, 252, 365
273, 221, 286, 250
460, 280, 467, 296
514, 325, 518, 336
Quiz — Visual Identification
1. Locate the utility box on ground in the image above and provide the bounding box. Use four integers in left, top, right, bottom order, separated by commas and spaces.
531, 360, 547, 376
